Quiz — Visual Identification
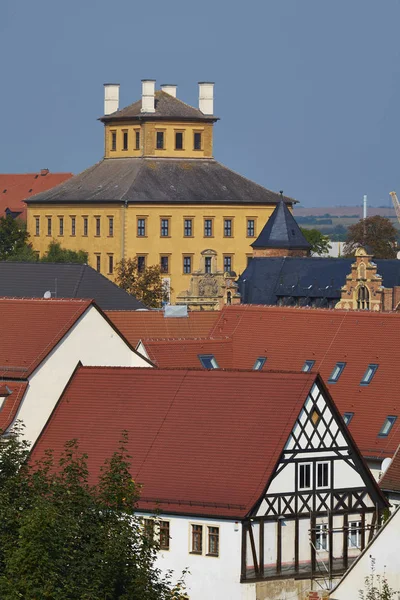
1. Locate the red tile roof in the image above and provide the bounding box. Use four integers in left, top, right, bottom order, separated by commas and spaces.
379, 445, 400, 493
106, 310, 219, 348
30, 367, 316, 518
0, 381, 28, 431
144, 338, 232, 368
0, 298, 92, 378
0, 171, 73, 220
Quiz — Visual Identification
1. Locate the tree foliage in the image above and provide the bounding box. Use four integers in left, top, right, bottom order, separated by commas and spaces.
343, 216, 398, 259
300, 228, 332, 255
0, 216, 29, 260
0, 424, 187, 600
359, 557, 398, 600
40, 241, 88, 264
115, 258, 170, 308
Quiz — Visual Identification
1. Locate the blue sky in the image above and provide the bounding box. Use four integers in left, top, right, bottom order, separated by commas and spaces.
1, 0, 400, 206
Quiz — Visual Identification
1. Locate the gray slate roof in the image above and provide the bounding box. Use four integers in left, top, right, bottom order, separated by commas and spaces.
25, 158, 294, 206
100, 90, 217, 122
0, 262, 145, 310
251, 200, 311, 250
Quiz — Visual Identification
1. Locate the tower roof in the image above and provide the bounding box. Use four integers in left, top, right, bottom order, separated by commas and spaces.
251, 200, 311, 250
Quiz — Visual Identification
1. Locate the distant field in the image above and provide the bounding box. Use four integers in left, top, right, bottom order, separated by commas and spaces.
294, 206, 396, 218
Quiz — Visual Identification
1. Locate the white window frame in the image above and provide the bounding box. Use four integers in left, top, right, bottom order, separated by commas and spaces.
348, 520, 361, 549
315, 523, 329, 551
298, 462, 313, 491
316, 461, 330, 489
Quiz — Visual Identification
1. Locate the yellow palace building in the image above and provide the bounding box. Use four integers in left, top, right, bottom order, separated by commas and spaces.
26, 79, 295, 303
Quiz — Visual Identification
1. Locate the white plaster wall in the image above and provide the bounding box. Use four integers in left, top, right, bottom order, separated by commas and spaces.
14, 306, 150, 445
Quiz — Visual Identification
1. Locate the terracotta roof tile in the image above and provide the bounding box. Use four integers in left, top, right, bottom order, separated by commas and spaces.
144, 338, 232, 368
379, 445, 400, 493
0, 381, 28, 431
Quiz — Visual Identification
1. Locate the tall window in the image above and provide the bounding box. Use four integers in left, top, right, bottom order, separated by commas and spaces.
160, 521, 170, 551
315, 524, 328, 551
205, 256, 212, 274
137, 218, 146, 237
122, 130, 128, 151
83, 217, 88, 236
59, 217, 64, 236
47, 217, 52, 236
108, 217, 114, 237
95, 217, 101, 236
137, 255, 146, 272
160, 256, 169, 273
247, 219, 255, 237
184, 219, 193, 237
223, 256, 232, 272
194, 132, 202, 150
175, 132, 183, 150
207, 527, 219, 557
71, 217, 76, 236
204, 219, 213, 237
156, 131, 164, 149
183, 256, 192, 274
135, 130, 140, 150
316, 462, 330, 488
191, 524, 203, 554
161, 219, 169, 237
224, 219, 232, 237
111, 131, 116, 151
96, 255, 101, 273
348, 521, 361, 549
357, 285, 370, 310
35, 217, 40, 236
108, 255, 114, 274
298, 463, 312, 490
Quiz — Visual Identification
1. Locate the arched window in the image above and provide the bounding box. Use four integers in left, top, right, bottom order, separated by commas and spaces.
357, 285, 370, 310
226, 291, 232, 305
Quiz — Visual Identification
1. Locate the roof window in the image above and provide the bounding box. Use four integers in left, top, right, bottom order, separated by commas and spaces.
302, 360, 315, 373
253, 357, 266, 371
328, 362, 346, 383
198, 355, 219, 370
343, 412, 354, 425
378, 416, 397, 437
360, 364, 378, 386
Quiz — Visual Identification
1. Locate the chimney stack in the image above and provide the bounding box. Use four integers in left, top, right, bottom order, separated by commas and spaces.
103, 83, 120, 115
160, 84, 177, 97
141, 79, 156, 113
198, 82, 214, 115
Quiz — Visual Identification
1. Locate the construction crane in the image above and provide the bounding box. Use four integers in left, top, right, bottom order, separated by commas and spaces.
390, 191, 400, 224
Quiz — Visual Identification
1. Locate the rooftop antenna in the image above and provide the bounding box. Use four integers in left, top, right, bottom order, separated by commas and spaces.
43, 279, 58, 299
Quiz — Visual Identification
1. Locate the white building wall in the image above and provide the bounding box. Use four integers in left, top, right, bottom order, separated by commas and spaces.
14, 306, 150, 445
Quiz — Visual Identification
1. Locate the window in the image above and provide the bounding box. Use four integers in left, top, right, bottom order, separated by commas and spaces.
207, 526, 219, 557
253, 357, 266, 371
111, 131, 116, 151
143, 518, 155, 540
194, 132, 202, 150
95, 217, 101, 236
328, 362, 346, 383
357, 285, 370, 310
122, 130, 128, 151
161, 219, 169, 237
204, 256, 212, 274
199, 355, 219, 369
156, 131, 164, 149
96, 255, 101, 273
302, 360, 315, 373
298, 463, 312, 490
183, 256, 192, 274
224, 219, 232, 237
160, 521, 170, 551
223, 256, 232, 272
315, 524, 328, 551
348, 521, 361, 549
34, 217, 40, 236
378, 416, 397, 437
175, 132, 183, 150
83, 217, 88, 236
71, 216, 76, 236
108, 216, 114, 237
137, 218, 146, 237
160, 256, 169, 273
191, 524, 203, 554
343, 412, 354, 425
184, 218, 193, 237
137, 255, 146, 272
247, 219, 255, 237
59, 217, 64, 236
135, 130, 140, 150
316, 462, 330, 489
204, 219, 213, 237
108, 254, 114, 274
47, 217, 52, 236
360, 364, 378, 385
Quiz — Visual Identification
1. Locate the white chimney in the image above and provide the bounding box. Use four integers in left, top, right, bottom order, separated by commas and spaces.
141, 79, 156, 113
103, 83, 120, 115
160, 84, 177, 97
198, 82, 214, 115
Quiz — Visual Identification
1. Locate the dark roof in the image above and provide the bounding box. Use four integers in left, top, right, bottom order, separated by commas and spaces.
100, 90, 217, 123
238, 257, 400, 306
25, 158, 294, 206
0, 262, 145, 310
251, 200, 311, 250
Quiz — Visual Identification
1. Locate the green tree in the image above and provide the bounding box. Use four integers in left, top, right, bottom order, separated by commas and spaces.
41, 240, 88, 264
0, 424, 186, 600
344, 216, 398, 258
359, 557, 398, 600
300, 228, 332, 255
0, 216, 29, 260
115, 258, 171, 308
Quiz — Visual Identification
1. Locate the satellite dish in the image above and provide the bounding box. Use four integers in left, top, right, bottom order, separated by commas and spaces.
43, 291, 52, 299
381, 457, 392, 474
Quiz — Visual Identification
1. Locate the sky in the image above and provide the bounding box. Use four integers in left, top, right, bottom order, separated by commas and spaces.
1, 0, 400, 207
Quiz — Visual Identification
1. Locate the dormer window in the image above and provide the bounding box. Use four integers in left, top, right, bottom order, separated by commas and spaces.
199, 355, 219, 369
378, 416, 397, 437
302, 360, 315, 373
328, 362, 346, 383
253, 357, 266, 371
360, 364, 378, 385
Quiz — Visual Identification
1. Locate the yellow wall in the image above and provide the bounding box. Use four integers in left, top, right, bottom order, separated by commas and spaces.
104, 121, 213, 158
27, 203, 277, 302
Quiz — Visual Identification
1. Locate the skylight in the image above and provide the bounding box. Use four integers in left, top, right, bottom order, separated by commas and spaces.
253, 357, 266, 371
343, 412, 354, 425
302, 360, 315, 373
198, 355, 219, 370
328, 362, 346, 383
360, 364, 378, 386
378, 416, 397, 437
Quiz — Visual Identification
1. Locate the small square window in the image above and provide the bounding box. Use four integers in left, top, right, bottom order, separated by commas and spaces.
298, 463, 312, 490
191, 524, 203, 554
328, 362, 346, 383
343, 412, 354, 425
302, 360, 315, 373
378, 416, 397, 437
310, 408, 321, 426
194, 132, 202, 150
199, 355, 219, 369
360, 364, 378, 385
156, 131, 164, 149
253, 357, 266, 371
175, 132, 183, 150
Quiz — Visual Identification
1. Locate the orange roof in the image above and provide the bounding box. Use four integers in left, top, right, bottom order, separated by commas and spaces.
0, 298, 92, 378
0, 170, 73, 220
380, 445, 400, 493
106, 310, 219, 348
144, 338, 232, 368
0, 381, 28, 431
